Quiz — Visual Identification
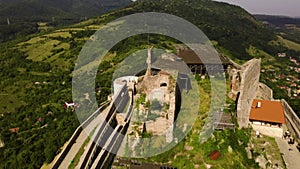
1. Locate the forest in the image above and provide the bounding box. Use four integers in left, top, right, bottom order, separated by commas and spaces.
0, 0, 300, 168
0, 0, 132, 42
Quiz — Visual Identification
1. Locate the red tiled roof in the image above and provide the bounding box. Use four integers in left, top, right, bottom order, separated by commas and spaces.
209, 150, 221, 160
249, 99, 286, 124
9, 128, 20, 133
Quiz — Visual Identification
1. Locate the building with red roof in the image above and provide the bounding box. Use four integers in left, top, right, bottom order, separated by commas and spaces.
249, 99, 286, 137
9, 128, 20, 133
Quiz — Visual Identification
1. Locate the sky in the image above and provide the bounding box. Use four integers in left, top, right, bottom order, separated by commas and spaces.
214, 0, 300, 17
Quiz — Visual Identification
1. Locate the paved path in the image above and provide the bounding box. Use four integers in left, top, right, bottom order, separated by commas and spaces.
75, 106, 114, 169
58, 105, 108, 169
275, 137, 300, 169
59, 130, 89, 169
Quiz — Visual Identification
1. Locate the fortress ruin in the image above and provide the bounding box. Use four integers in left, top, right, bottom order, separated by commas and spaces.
229, 58, 261, 128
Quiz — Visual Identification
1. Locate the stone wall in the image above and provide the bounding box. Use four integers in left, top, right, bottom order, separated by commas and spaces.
251, 124, 283, 138
237, 59, 261, 128
227, 57, 241, 69
256, 82, 273, 100
281, 99, 300, 142
228, 68, 241, 99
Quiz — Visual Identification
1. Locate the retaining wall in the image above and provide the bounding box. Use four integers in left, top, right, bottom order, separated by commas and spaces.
281, 99, 300, 142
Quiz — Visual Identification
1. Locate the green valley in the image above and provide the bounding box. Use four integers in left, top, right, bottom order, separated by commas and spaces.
0, 0, 299, 168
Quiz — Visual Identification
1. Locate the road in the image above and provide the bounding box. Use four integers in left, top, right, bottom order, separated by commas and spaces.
56, 102, 109, 169
275, 137, 300, 169
59, 130, 89, 169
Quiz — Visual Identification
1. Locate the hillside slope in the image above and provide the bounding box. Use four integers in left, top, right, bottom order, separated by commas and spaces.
0, 0, 132, 42
106, 0, 278, 60
0, 0, 132, 17
255, 14, 300, 28
0, 0, 299, 168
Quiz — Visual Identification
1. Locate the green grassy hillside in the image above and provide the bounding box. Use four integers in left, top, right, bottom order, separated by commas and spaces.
0, 0, 299, 168
0, 0, 132, 42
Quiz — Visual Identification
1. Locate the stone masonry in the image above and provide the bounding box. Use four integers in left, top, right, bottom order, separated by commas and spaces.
256, 82, 273, 100
236, 58, 261, 128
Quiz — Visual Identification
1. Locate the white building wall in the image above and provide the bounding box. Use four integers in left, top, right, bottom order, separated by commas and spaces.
251, 124, 283, 138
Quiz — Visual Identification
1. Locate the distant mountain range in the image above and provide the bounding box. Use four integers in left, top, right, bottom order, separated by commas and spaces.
255, 14, 300, 28
0, 0, 132, 18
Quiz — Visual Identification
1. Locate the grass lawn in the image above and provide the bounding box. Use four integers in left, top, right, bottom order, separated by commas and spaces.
0, 94, 23, 113
272, 36, 300, 52
18, 37, 46, 46
45, 32, 71, 38
17, 33, 74, 70
246, 45, 280, 70
250, 130, 286, 169
22, 39, 60, 61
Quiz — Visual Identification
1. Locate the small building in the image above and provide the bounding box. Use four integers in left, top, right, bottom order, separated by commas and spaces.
277, 53, 287, 58
9, 127, 20, 133
176, 46, 232, 75
249, 99, 286, 138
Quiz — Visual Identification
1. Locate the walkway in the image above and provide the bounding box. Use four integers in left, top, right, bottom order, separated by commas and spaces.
57, 105, 109, 169
275, 137, 300, 169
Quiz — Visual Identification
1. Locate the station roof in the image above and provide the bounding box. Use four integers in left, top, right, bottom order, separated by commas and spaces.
249, 99, 286, 124
152, 58, 191, 74
177, 48, 231, 65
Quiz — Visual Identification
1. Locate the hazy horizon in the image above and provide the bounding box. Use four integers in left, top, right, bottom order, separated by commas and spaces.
214, 0, 300, 17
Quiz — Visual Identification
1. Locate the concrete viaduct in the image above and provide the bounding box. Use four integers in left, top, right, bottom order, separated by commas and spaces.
51, 83, 133, 169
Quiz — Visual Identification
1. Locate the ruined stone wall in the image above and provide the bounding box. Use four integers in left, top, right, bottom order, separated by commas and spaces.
237, 59, 261, 128
227, 57, 242, 69
228, 68, 241, 99
281, 99, 300, 142
256, 82, 273, 100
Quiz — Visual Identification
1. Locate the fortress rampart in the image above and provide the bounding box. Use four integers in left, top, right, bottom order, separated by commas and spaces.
281, 99, 300, 142
256, 82, 273, 100
236, 59, 261, 128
